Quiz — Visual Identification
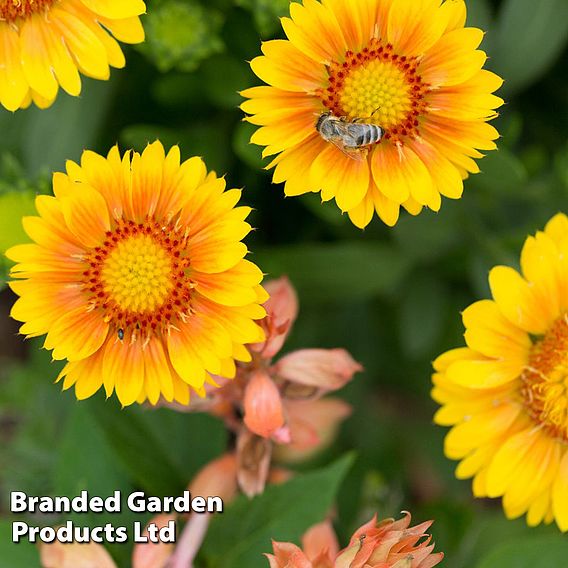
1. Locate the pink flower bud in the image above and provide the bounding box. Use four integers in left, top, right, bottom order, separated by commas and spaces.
132, 514, 176, 568
244, 370, 285, 438
39, 542, 117, 568
253, 277, 299, 359
274, 348, 362, 393
189, 453, 238, 504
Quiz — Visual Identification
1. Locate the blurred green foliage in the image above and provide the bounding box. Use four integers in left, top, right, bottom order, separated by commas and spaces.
0, 0, 567, 567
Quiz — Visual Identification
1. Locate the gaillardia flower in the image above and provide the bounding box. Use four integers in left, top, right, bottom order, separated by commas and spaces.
0, 0, 146, 111
7, 142, 266, 406
242, 0, 502, 228
266, 512, 443, 567
433, 213, 568, 531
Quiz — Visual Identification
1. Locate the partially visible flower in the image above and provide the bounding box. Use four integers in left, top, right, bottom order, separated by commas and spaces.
0, 0, 146, 111
161, 276, 362, 496
132, 514, 176, 568
433, 213, 568, 531
8, 142, 266, 406
242, 0, 502, 228
266, 512, 443, 568
39, 541, 117, 568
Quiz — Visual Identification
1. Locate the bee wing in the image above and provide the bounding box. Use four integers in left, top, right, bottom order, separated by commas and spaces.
326, 122, 367, 161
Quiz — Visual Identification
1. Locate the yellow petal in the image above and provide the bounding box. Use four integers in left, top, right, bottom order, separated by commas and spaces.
446, 356, 523, 389
388, 0, 447, 57
372, 143, 438, 209
419, 28, 486, 87
489, 266, 553, 334
103, 339, 145, 406
19, 14, 59, 101
52, 7, 110, 80
444, 404, 520, 459
0, 22, 28, 111
60, 183, 111, 249
79, 0, 146, 19
485, 427, 540, 497
552, 450, 568, 531
44, 306, 109, 362
310, 144, 370, 212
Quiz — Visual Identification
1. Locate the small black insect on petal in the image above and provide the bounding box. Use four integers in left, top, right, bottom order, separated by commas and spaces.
117, 328, 125, 341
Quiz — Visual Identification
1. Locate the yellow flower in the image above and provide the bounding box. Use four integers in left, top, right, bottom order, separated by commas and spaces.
241, 0, 502, 228
7, 141, 266, 406
0, 0, 146, 111
433, 213, 568, 531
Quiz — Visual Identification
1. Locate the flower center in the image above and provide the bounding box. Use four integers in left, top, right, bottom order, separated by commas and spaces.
81, 218, 194, 345
102, 234, 173, 313
318, 40, 428, 144
0, 0, 55, 22
522, 316, 568, 442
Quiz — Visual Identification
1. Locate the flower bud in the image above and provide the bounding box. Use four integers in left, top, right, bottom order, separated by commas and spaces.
244, 370, 285, 438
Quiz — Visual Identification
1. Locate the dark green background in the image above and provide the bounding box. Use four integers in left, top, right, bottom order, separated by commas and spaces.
0, 0, 567, 566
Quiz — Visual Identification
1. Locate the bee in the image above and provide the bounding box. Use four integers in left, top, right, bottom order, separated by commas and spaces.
117, 328, 125, 341
316, 112, 383, 160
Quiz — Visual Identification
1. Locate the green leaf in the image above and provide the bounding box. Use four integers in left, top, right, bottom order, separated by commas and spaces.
392, 205, 463, 263
492, 0, 568, 95
235, 0, 292, 37
201, 54, 255, 109
476, 536, 568, 568
86, 397, 187, 497
53, 406, 134, 526
87, 397, 227, 497
0, 191, 34, 254
398, 273, 448, 359
0, 190, 35, 288
21, 78, 114, 176
139, 0, 224, 72
466, 0, 494, 31
233, 121, 266, 170
255, 242, 412, 303
467, 148, 528, 195
201, 453, 354, 568
0, 522, 40, 568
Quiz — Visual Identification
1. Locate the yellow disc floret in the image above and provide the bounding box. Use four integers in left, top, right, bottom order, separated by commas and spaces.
0, 0, 55, 22
319, 40, 428, 143
102, 234, 173, 314
340, 59, 412, 129
522, 316, 568, 441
